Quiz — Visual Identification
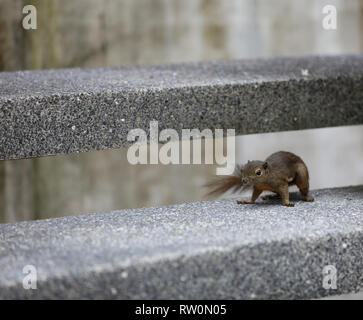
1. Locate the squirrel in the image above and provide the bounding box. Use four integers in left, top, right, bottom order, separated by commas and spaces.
206, 151, 314, 207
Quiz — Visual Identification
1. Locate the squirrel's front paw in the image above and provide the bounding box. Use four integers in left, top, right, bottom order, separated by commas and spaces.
303, 196, 314, 202
283, 201, 295, 207
237, 200, 254, 204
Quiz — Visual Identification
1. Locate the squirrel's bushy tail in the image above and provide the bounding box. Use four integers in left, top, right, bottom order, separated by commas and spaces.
204, 165, 243, 197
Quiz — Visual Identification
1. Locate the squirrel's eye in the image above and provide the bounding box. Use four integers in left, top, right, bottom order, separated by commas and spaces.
255, 169, 262, 176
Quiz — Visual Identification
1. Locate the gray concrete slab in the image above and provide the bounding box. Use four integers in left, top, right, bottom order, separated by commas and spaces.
0, 185, 362, 299
1, 55, 363, 160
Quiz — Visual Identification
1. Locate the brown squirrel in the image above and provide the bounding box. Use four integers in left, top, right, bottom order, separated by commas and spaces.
207, 151, 314, 207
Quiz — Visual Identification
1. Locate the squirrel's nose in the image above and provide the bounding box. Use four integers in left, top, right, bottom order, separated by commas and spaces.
241, 178, 248, 184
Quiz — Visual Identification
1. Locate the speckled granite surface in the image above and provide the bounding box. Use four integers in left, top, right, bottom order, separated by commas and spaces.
1, 55, 363, 160
0, 186, 362, 299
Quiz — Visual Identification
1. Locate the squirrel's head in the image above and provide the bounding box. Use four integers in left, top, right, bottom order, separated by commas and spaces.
239, 160, 269, 187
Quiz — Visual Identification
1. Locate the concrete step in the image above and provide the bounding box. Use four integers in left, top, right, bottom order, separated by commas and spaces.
1, 55, 363, 160
0, 185, 362, 299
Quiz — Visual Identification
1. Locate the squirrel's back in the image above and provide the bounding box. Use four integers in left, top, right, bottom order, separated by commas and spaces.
266, 151, 309, 182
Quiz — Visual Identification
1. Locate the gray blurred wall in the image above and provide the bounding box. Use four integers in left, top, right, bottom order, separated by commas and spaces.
0, 0, 363, 222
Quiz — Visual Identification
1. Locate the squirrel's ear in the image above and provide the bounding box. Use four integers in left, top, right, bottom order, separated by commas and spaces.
262, 161, 268, 170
